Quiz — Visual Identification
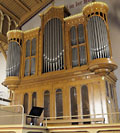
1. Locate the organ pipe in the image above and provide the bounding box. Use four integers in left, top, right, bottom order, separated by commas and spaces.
48, 21, 50, 72
53, 19, 55, 71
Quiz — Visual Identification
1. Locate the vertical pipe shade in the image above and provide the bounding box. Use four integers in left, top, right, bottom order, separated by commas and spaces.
24, 59, 30, 76
6, 41, 21, 77
87, 16, 110, 60
70, 26, 77, 46
72, 48, 78, 67
31, 38, 36, 56
44, 90, 50, 118
32, 92, 37, 107
70, 87, 78, 117
56, 89, 63, 117
26, 40, 30, 57
79, 45, 87, 66
81, 85, 90, 118
23, 93, 28, 114
31, 58, 36, 75
78, 24, 85, 44
43, 18, 64, 73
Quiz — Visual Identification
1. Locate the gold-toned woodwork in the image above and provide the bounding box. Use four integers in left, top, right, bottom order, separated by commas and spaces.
83, 2, 108, 17
3, 2, 119, 125
89, 58, 117, 75
7, 30, 23, 40
3, 76, 20, 90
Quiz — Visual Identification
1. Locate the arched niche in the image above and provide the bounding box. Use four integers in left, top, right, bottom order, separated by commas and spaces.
2, 14, 10, 35
10, 20, 16, 30
44, 90, 50, 118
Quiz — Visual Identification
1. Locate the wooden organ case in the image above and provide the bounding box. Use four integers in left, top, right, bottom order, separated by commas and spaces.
3, 2, 119, 124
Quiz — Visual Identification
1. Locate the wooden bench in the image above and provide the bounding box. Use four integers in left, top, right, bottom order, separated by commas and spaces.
43, 118, 105, 125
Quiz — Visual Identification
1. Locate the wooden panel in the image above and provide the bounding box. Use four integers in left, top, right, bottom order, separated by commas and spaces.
1, 0, 27, 18
93, 82, 103, 118
21, 0, 38, 9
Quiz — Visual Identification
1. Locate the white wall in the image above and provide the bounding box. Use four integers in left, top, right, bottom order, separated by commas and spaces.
0, 53, 9, 105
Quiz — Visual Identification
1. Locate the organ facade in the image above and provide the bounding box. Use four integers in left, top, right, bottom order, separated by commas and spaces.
3, 2, 119, 124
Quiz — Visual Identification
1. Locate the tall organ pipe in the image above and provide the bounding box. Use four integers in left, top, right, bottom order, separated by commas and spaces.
55, 19, 58, 70
59, 21, 62, 70
57, 20, 60, 70
54, 18, 57, 71
48, 21, 50, 72
53, 19, 55, 71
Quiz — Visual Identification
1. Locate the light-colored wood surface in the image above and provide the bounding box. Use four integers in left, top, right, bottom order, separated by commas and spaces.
3, 2, 119, 126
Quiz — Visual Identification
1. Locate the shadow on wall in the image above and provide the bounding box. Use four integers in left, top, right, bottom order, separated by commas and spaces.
108, 0, 120, 27
107, 0, 120, 109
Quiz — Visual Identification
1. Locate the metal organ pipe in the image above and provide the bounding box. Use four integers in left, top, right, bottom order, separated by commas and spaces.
53, 19, 55, 71
57, 20, 60, 70
95, 16, 100, 58
93, 16, 99, 59
43, 26, 46, 72
48, 21, 50, 72
55, 18, 58, 70
101, 18, 106, 58
87, 16, 110, 60
91, 17, 95, 59
49, 21, 52, 71
59, 20, 62, 70
46, 24, 48, 72
98, 17, 103, 58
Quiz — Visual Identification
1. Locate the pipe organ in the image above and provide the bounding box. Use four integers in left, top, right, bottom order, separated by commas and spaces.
3, 2, 119, 124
